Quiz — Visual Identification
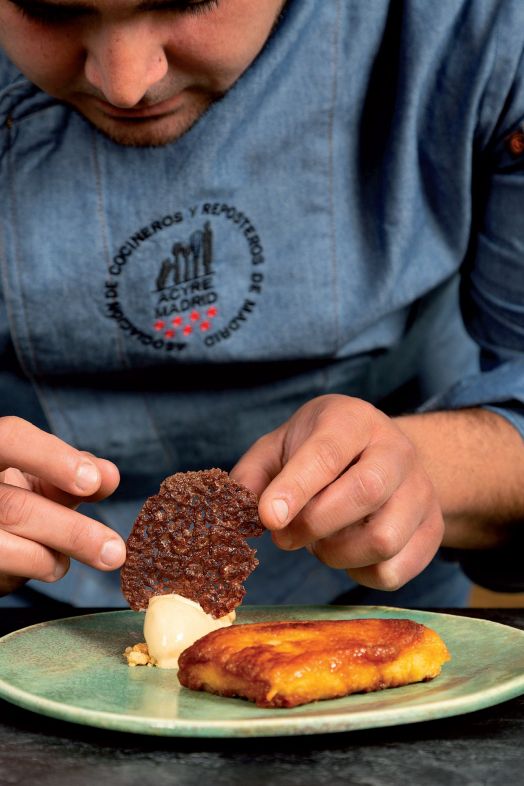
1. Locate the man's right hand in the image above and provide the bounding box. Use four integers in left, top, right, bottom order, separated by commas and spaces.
0, 417, 124, 596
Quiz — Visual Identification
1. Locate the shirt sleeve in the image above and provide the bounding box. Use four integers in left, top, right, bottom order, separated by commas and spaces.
418, 34, 524, 441
418, 19, 524, 593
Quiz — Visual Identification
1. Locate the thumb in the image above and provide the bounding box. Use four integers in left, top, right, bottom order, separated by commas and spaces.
230, 427, 285, 500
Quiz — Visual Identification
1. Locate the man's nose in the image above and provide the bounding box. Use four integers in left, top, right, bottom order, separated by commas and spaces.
84, 26, 169, 107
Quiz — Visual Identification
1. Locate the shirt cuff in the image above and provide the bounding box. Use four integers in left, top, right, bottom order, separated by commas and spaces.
417, 359, 524, 439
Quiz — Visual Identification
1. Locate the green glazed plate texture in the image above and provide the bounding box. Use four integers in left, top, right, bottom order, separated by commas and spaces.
0, 605, 523, 737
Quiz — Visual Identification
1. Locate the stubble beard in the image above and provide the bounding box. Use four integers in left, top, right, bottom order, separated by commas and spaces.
71, 91, 219, 148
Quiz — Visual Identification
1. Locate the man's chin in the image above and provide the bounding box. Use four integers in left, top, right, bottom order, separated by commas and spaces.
71, 101, 215, 148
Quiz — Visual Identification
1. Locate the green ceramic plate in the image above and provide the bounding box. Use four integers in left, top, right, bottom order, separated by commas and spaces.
0, 606, 523, 737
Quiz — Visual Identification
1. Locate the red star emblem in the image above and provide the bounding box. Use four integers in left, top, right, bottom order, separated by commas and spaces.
154, 320, 165, 332
207, 307, 217, 318
190, 311, 200, 322
183, 325, 193, 336
172, 317, 183, 327
200, 321, 210, 332
164, 329, 175, 339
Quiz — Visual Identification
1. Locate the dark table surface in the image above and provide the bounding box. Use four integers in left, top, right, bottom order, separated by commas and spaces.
0, 607, 523, 786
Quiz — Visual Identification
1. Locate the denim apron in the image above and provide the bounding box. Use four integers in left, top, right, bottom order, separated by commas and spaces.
0, 0, 476, 606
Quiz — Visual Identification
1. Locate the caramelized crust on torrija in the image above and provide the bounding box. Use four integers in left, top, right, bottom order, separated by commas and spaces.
177, 618, 451, 708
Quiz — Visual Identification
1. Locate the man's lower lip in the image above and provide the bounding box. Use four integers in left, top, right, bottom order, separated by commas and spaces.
103, 111, 174, 123
93, 97, 182, 120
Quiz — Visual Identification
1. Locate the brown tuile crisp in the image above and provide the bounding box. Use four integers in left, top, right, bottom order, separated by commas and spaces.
120, 469, 264, 618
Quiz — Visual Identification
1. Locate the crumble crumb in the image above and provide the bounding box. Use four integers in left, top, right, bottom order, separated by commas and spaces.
123, 642, 156, 667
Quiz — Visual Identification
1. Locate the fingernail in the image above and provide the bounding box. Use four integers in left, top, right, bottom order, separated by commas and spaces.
272, 498, 289, 526
53, 560, 68, 579
75, 461, 100, 492
100, 539, 125, 568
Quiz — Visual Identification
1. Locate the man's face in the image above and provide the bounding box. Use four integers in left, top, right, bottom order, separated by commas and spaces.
0, 0, 286, 146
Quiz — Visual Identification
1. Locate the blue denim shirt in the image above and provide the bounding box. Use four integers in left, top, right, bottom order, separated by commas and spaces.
0, 0, 523, 607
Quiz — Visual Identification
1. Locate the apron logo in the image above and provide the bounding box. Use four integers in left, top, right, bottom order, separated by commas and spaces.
152, 220, 218, 337
104, 202, 265, 353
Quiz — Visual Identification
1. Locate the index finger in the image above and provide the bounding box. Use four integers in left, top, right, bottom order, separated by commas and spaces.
256, 415, 373, 531
0, 417, 106, 497
33, 456, 121, 509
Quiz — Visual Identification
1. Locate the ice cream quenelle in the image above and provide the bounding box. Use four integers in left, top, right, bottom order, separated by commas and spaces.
143, 594, 236, 669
